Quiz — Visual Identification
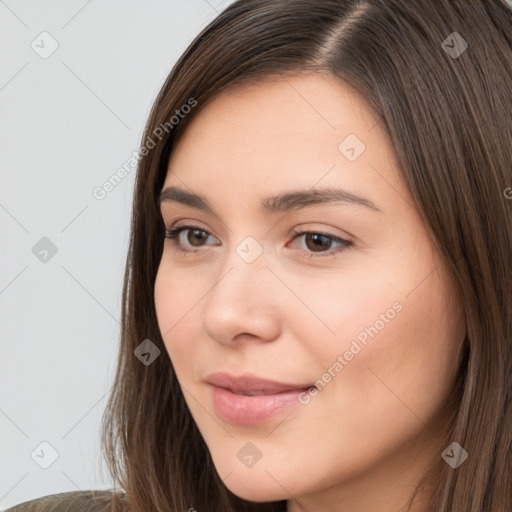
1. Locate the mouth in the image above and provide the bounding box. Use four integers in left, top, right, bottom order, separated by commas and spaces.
208, 384, 315, 425
205, 372, 317, 425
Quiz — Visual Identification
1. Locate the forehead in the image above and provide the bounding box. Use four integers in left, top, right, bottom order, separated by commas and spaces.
173, 73, 376, 152
164, 73, 409, 216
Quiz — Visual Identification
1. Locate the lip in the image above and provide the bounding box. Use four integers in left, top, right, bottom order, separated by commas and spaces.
206, 372, 316, 425
206, 372, 315, 393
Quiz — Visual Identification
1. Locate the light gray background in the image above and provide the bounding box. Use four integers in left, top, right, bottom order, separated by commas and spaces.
0, 1, 235, 508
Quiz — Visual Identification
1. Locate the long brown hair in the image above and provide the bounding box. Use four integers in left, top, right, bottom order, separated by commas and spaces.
99, 1, 512, 511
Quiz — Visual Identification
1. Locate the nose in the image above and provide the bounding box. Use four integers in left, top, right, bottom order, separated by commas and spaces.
201, 249, 281, 347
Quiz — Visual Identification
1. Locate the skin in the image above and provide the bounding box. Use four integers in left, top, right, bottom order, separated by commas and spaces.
154, 73, 467, 512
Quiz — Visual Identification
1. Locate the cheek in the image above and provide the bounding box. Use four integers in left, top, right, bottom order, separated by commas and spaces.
296, 245, 462, 415
154, 263, 200, 375
279, 253, 410, 367
319, 266, 460, 433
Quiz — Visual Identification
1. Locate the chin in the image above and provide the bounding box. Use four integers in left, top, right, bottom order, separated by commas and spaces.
220, 468, 290, 503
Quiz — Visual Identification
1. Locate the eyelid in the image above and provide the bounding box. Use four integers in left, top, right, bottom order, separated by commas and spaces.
290, 223, 353, 241
166, 220, 221, 241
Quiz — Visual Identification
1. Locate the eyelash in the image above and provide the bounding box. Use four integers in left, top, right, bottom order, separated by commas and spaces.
164, 223, 353, 259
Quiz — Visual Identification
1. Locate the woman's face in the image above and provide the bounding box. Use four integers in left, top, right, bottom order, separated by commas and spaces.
154, 73, 466, 511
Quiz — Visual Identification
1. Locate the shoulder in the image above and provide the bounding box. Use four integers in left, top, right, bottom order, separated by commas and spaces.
4, 489, 125, 512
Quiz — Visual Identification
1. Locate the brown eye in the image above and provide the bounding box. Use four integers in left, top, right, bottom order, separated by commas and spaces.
165, 224, 219, 253
289, 230, 353, 259
303, 233, 333, 252
185, 228, 209, 247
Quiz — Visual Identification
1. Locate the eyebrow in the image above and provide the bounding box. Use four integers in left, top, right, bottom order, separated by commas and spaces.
158, 185, 382, 214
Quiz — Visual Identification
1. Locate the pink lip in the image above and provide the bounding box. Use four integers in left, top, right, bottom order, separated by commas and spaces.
206, 372, 316, 425
206, 372, 314, 393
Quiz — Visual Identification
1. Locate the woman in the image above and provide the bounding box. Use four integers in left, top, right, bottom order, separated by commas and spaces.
8, 0, 512, 511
